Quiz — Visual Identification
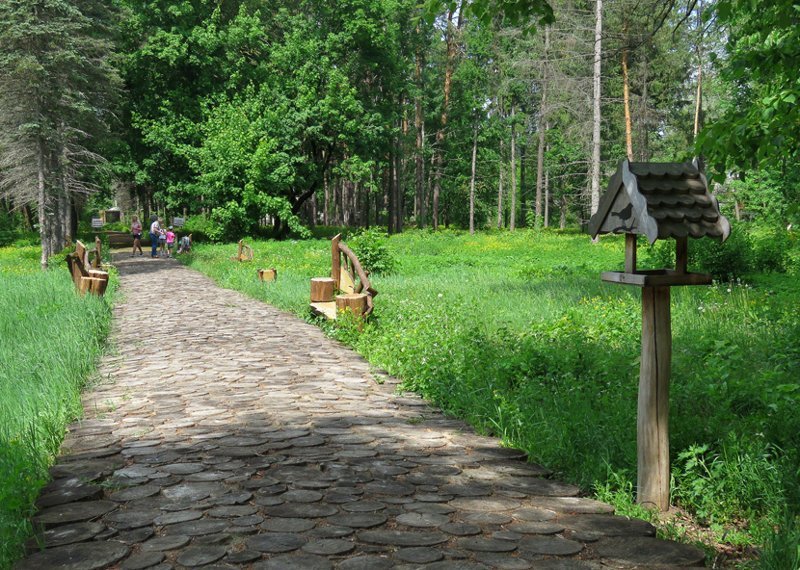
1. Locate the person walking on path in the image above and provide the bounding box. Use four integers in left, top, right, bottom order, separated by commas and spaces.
149, 215, 160, 258
158, 222, 167, 257
130, 216, 143, 257
166, 226, 176, 257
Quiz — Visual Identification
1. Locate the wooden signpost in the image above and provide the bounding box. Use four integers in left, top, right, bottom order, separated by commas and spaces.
589, 158, 730, 511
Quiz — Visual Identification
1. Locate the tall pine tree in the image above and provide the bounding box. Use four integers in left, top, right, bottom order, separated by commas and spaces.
0, 0, 120, 266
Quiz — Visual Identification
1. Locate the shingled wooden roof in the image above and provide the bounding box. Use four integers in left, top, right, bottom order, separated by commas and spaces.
588, 158, 731, 244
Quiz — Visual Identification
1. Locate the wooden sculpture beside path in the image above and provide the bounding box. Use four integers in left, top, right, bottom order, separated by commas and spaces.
589, 158, 730, 511
232, 240, 254, 262
310, 234, 377, 320
257, 268, 277, 281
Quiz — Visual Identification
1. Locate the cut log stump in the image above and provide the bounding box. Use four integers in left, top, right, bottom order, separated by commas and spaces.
310, 277, 335, 302
258, 268, 277, 282
335, 293, 368, 318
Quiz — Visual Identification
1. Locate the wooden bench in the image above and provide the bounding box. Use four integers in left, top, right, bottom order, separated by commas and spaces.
104, 231, 153, 248
310, 234, 377, 320
65, 238, 109, 296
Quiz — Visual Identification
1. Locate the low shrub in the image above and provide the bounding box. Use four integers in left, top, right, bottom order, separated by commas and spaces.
347, 228, 396, 275
645, 222, 796, 279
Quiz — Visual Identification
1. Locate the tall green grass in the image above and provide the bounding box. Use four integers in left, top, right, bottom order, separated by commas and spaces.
0, 246, 113, 568
181, 229, 800, 557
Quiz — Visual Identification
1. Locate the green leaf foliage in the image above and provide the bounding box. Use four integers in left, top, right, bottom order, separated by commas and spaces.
700, 0, 800, 176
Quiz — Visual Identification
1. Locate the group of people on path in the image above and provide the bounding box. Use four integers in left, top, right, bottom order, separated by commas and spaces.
129, 215, 191, 258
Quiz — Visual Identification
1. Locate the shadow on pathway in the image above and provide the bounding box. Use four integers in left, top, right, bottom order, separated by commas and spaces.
16, 254, 706, 569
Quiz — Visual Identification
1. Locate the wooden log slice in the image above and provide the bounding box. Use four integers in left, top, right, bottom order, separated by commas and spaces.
310, 278, 335, 302
335, 293, 368, 318
89, 277, 109, 296
78, 276, 93, 295
67, 255, 85, 286
258, 269, 278, 282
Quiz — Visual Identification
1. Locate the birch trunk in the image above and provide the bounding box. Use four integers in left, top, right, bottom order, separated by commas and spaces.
38, 139, 49, 269
469, 125, 478, 235
323, 173, 330, 225
497, 138, 505, 229
510, 106, 517, 231
544, 165, 550, 228
535, 26, 550, 228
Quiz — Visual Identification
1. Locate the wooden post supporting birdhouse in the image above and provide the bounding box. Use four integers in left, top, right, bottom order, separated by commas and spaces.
589, 159, 730, 511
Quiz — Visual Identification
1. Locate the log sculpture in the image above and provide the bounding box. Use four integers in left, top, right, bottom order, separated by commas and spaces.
258, 268, 277, 281
232, 240, 254, 262
310, 234, 377, 320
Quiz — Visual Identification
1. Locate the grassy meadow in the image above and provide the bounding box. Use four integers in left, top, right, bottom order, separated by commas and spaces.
183, 228, 800, 563
0, 246, 114, 567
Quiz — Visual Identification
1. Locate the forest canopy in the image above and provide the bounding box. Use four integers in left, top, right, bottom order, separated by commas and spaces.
0, 0, 798, 255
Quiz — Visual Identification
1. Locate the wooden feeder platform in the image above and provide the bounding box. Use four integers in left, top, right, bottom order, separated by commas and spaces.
588, 158, 730, 512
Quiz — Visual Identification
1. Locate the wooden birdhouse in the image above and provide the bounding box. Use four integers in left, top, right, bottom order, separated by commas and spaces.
588, 158, 730, 511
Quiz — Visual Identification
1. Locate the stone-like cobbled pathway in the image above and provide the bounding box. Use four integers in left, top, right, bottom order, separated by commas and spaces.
17, 254, 706, 569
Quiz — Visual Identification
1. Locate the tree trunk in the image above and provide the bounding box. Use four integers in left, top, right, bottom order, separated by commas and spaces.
22, 203, 33, 231
497, 137, 505, 229
560, 196, 567, 229
469, 124, 478, 235
510, 106, 517, 231
519, 141, 526, 227
310, 189, 317, 227
535, 26, 550, 228
622, 46, 634, 161
640, 51, 651, 161
415, 35, 426, 228
323, 173, 330, 226
432, 4, 463, 231
38, 139, 49, 269
387, 151, 395, 233
693, 5, 704, 141
544, 165, 550, 228
590, 0, 603, 218
395, 128, 404, 233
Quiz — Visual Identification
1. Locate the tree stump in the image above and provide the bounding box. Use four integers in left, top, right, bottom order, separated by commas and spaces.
310, 277, 335, 302
258, 268, 277, 282
335, 293, 368, 317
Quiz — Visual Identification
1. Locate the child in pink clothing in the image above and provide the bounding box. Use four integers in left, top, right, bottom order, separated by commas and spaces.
166, 227, 176, 257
